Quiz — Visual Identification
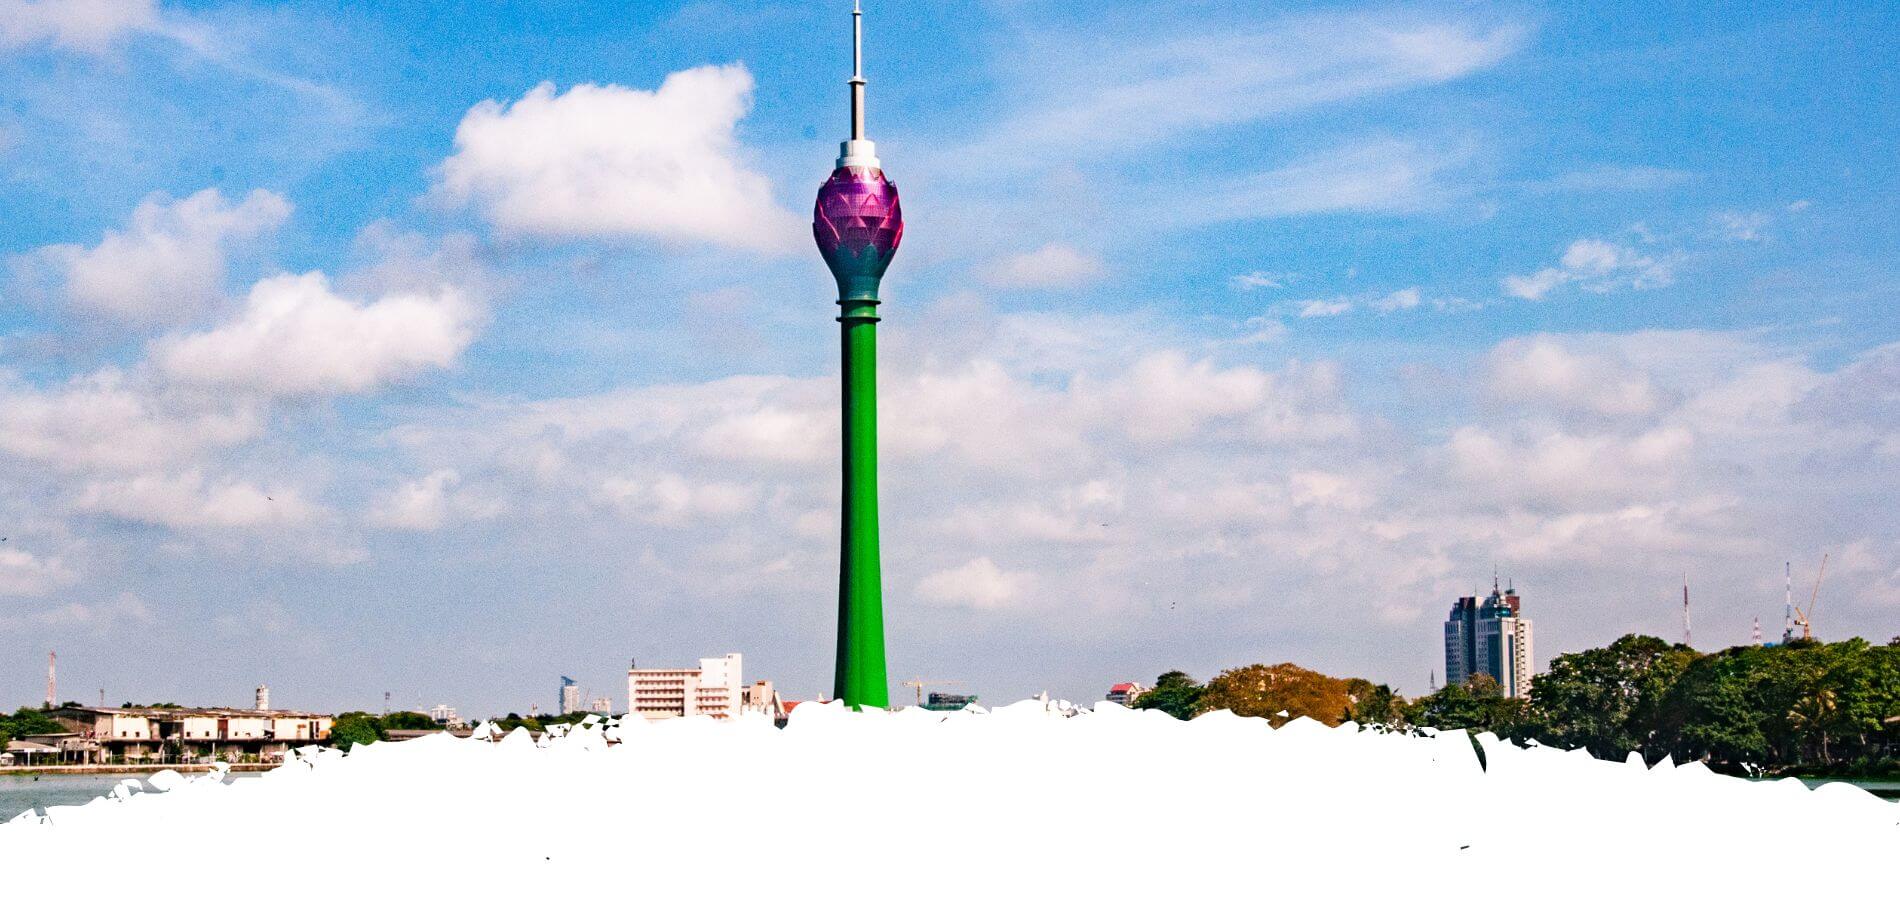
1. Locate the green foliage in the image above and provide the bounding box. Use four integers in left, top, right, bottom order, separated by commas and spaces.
1136, 635, 1899, 777
1345, 679, 1406, 729
1528, 634, 1697, 762
1130, 670, 1204, 720
0, 706, 63, 745
1404, 678, 1530, 738
379, 711, 443, 731
328, 712, 386, 750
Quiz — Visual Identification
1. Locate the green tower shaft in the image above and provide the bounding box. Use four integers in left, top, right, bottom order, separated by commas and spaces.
835, 293, 887, 707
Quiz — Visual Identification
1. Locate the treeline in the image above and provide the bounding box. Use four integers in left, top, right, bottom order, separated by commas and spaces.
0, 705, 68, 746
1133, 634, 1900, 777
328, 709, 598, 749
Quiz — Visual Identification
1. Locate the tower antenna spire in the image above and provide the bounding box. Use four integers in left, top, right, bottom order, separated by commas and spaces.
838, 1, 878, 167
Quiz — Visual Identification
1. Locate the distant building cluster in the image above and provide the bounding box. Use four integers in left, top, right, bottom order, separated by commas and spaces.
921, 692, 977, 711
1444, 583, 1536, 699
628, 652, 783, 721
23, 706, 335, 765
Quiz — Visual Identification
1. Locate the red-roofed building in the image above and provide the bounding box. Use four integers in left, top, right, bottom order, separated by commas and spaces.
1105, 682, 1147, 706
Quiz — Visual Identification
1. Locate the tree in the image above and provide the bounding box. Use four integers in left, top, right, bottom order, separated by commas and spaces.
1197, 663, 1353, 726
1656, 647, 1774, 769
1405, 679, 1528, 737
1130, 671, 1204, 720
329, 713, 384, 750
380, 711, 442, 731
1344, 679, 1406, 729
1529, 634, 1697, 762
0, 706, 61, 745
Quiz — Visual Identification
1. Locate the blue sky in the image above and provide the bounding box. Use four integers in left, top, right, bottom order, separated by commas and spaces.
1, 0, 1896, 716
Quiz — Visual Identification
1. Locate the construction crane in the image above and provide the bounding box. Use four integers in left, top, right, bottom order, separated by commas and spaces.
1792, 553, 1828, 641
901, 678, 962, 707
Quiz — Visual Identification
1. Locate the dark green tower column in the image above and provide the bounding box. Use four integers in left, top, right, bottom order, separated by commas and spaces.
813, 2, 902, 707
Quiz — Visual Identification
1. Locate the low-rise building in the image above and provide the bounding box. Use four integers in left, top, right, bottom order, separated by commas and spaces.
44, 706, 335, 764
1105, 682, 1147, 706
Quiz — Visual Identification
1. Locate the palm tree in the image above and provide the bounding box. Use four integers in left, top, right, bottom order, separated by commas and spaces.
1787, 688, 1839, 765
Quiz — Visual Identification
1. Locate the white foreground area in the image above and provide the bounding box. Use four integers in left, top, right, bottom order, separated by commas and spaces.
3, 700, 1894, 896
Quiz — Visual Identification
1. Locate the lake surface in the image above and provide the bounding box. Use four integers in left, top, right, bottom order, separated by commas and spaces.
1794, 777, 1900, 800
0, 772, 260, 821
6, 771, 1891, 822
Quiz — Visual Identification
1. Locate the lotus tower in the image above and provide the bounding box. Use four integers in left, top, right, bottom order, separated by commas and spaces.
813, 1, 902, 707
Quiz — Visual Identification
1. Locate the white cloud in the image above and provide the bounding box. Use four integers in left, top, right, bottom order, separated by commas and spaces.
1714, 210, 1769, 242
1228, 318, 1289, 345
1299, 298, 1354, 318
0, 367, 259, 472
0, 545, 76, 596
153, 271, 480, 397
77, 471, 313, 528
1503, 237, 1674, 300
9, 594, 154, 631
1447, 423, 1694, 505
1230, 272, 1287, 291
1213, 139, 1465, 220
369, 469, 502, 532
594, 473, 757, 527
10, 188, 290, 325
1374, 287, 1421, 312
983, 243, 1104, 289
971, 13, 1524, 164
0, 0, 161, 53
1485, 336, 1664, 417
437, 66, 801, 252
1534, 166, 1694, 193
916, 557, 1030, 609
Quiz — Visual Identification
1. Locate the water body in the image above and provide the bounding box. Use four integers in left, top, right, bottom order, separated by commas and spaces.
5, 771, 1891, 822
0, 772, 259, 821
1795, 777, 1900, 800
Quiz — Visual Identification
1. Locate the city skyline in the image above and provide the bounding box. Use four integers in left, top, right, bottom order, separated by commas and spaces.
2, 2, 1898, 713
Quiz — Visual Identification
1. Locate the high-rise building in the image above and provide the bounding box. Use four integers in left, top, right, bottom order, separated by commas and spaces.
588, 696, 612, 714
815, 1, 903, 708
627, 653, 746, 720
559, 676, 581, 716
254, 685, 270, 712
1443, 583, 1535, 699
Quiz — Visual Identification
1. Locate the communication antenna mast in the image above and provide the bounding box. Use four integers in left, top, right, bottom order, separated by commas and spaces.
1682, 573, 1692, 647
1751, 616, 1762, 646
1781, 561, 1794, 643
383, 690, 391, 716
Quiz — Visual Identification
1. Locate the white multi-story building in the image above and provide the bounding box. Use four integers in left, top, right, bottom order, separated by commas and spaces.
628, 653, 748, 720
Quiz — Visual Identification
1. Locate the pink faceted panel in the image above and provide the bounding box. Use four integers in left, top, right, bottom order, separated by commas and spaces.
813, 166, 904, 260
